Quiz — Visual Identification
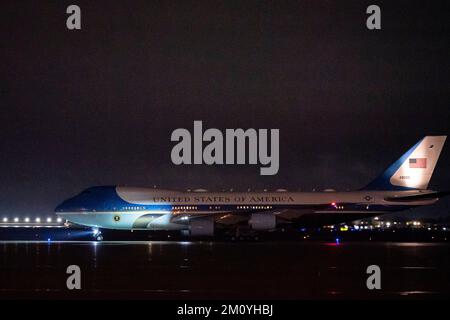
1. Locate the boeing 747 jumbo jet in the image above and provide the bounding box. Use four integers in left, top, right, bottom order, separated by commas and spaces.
56, 136, 447, 240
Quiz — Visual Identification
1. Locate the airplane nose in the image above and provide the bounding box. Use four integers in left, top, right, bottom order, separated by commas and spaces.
55, 193, 90, 214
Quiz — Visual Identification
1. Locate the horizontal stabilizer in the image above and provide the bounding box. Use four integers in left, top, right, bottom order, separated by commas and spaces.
384, 191, 450, 202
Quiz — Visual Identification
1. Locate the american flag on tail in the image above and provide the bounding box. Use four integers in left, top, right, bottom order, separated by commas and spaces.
409, 158, 427, 168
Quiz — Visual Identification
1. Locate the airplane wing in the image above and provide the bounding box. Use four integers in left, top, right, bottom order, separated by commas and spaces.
170, 208, 287, 225
170, 207, 331, 226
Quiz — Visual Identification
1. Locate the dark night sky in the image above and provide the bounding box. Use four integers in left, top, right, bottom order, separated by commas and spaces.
1, 0, 449, 218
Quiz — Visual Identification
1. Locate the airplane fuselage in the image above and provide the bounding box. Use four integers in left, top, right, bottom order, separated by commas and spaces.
55, 186, 439, 231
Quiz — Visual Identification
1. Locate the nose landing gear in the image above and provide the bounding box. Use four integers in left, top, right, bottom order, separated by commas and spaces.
92, 228, 103, 241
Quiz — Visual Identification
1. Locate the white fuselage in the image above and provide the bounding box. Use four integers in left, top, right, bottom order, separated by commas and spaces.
55, 186, 438, 230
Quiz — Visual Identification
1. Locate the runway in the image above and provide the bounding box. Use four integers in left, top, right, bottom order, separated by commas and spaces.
1, 241, 449, 299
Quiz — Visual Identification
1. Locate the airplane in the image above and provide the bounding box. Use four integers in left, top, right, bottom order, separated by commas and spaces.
55, 136, 447, 240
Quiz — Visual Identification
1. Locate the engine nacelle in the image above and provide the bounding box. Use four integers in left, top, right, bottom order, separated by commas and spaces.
249, 213, 276, 230
189, 217, 215, 236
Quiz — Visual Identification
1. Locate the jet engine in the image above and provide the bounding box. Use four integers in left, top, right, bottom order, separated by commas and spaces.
189, 217, 214, 236
249, 213, 276, 230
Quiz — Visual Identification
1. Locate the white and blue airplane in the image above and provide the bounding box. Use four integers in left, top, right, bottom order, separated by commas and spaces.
56, 136, 447, 239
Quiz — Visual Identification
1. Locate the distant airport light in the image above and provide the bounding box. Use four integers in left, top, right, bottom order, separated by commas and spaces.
2, 217, 7, 222
14, 217, 19, 222
57, 218, 62, 223
47, 217, 52, 223
35, 218, 41, 223
24, 218, 30, 222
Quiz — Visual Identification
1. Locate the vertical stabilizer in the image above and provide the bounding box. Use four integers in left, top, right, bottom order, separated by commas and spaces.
362, 136, 446, 190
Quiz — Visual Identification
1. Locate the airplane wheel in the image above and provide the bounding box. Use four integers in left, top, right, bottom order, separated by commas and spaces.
96, 235, 103, 241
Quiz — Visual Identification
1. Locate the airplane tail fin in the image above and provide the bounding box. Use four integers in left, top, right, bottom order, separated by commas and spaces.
362, 136, 447, 191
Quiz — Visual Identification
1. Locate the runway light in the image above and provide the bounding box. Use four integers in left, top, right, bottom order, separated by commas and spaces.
57, 218, 62, 223
2, 217, 7, 222
47, 217, 52, 222
35, 217, 41, 223
24, 217, 30, 222
14, 217, 19, 222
